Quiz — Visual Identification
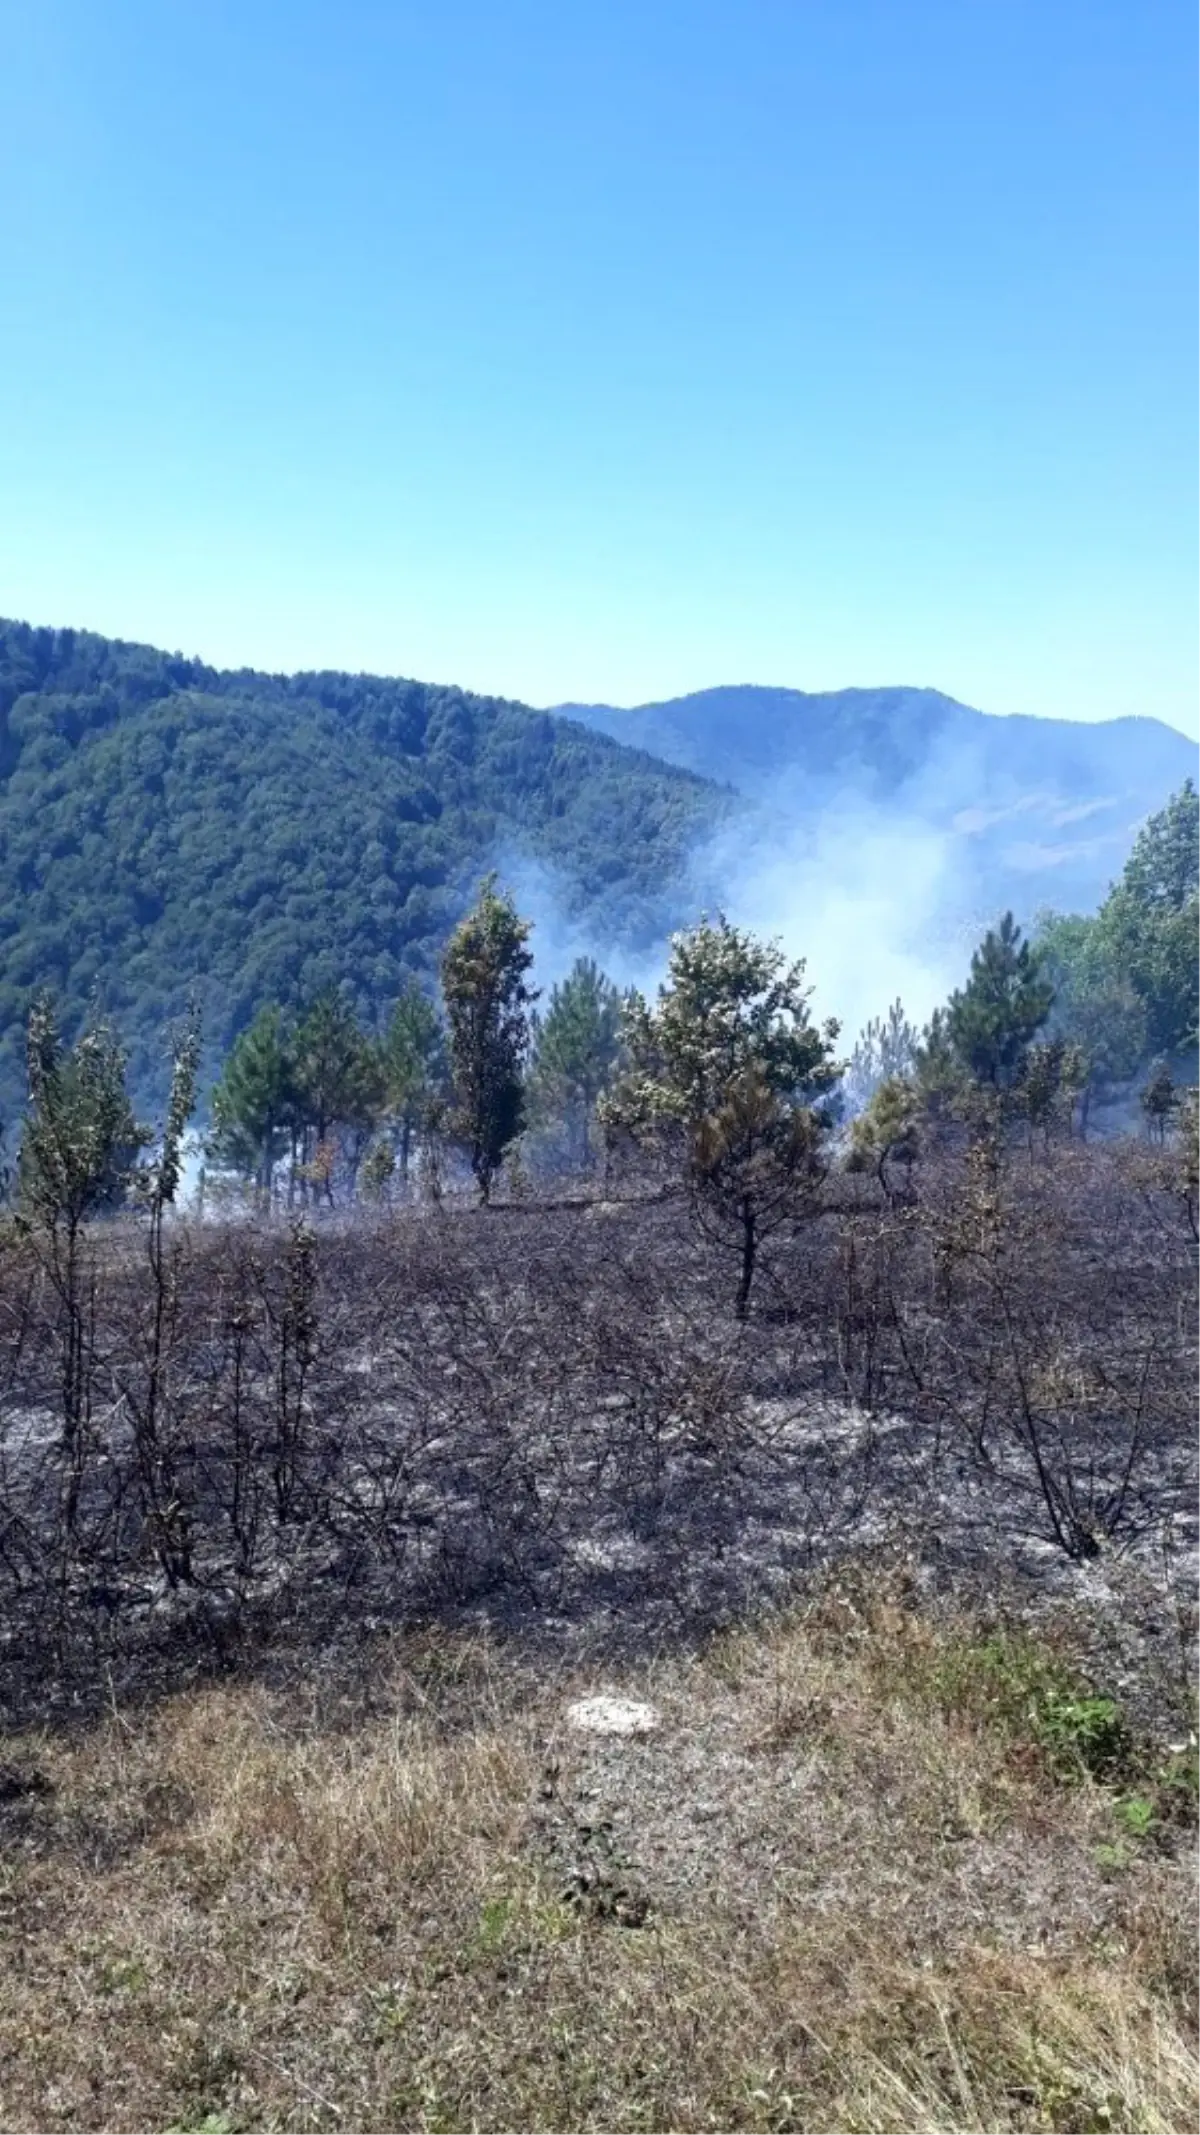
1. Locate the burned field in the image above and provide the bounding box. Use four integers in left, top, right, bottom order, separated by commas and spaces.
0, 1135, 1194, 1721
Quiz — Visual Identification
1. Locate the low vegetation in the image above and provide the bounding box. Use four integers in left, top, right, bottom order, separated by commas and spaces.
0, 1588, 1194, 2133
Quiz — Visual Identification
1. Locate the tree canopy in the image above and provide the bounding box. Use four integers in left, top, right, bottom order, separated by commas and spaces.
527, 957, 624, 1166
606, 917, 840, 1135
441, 878, 537, 1203
1037, 780, 1199, 1086
602, 918, 841, 1314
937, 912, 1054, 1092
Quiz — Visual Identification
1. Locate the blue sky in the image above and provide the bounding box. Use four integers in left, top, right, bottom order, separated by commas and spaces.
2, 1, 1195, 733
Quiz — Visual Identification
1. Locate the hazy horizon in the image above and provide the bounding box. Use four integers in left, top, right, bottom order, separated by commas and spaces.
7, 608, 1198, 743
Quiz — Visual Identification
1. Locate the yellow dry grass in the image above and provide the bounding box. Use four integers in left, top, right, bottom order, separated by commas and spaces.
0, 1598, 1194, 2133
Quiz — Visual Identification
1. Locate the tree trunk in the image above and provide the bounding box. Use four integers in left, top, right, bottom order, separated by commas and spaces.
735, 1195, 756, 1321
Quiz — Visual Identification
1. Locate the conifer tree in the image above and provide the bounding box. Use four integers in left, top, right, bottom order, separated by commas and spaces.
209, 1003, 296, 1204
528, 956, 622, 1166
441, 877, 536, 1203
380, 982, 445, 1182
844, 998, 919, 1111
18, 996, 148, 1519
847, 1073, 921, 1195
942, 913, 1053, 1091
602, 917, 839, 1313
605, 917, 838, 1133
292, 989, 384, 1198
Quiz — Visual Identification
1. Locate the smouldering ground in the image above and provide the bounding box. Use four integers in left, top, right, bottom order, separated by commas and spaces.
0, 1584, 1195, 2133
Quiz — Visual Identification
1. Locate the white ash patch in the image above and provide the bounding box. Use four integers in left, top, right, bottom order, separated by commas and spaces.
567, 1695, 660, 1737
569, 1533, 653, 1573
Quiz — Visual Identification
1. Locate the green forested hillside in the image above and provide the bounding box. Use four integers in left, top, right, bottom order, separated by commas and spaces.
0, 621, 727, 1109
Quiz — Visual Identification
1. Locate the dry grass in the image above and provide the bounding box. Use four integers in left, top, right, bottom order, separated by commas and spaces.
0, 1593, 1195, 2134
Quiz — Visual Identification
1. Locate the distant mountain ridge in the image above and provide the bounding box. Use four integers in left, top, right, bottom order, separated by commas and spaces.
555, 684, 1197, 921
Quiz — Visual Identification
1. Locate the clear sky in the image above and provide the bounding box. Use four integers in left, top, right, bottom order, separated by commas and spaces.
2, 1, 1196, 733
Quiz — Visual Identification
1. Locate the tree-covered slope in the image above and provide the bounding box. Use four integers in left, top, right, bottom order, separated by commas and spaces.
0, 621, 727, 1108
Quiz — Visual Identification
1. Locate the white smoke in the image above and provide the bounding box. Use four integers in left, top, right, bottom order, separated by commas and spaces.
492, 794, 970, 1051
686, 796, 968, 1044
487, 847, 671, 1004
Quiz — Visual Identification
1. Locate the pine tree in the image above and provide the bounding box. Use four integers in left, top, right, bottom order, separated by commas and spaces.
379, 982, 445, 1183
847, 1074, 921, 1195
208, 1003, 297, 1204
528, 956, 622, 1167
441, 877, 537, 1203
942, 913, 1053, 1091
18, 996, 149, 1522
292, 989, 384, 1199
602, 917, 839, 1312
605, 917, 839, 1133
844, 998, 919, 1111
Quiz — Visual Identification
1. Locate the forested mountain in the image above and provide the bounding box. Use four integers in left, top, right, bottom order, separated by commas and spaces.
0, 621, 726, 1109
3, 621, 1195, 1122
558, 685, 1198, 924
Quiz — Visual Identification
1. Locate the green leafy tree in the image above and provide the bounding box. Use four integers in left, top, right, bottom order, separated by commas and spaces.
208, 1003, 297, 1204
1101, 883, 1195, 1067
1034, 911, 1148, 1117
528, 956, 623, 1167
19, 996, 147, 1230
1119, 779, 1199, 913
1036, 783, 1198, 1100
940, 913, 1053, 1092
441, 877, 537, 1203
602, 917, 839, 1312
1016, 1037, 1088, 1151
